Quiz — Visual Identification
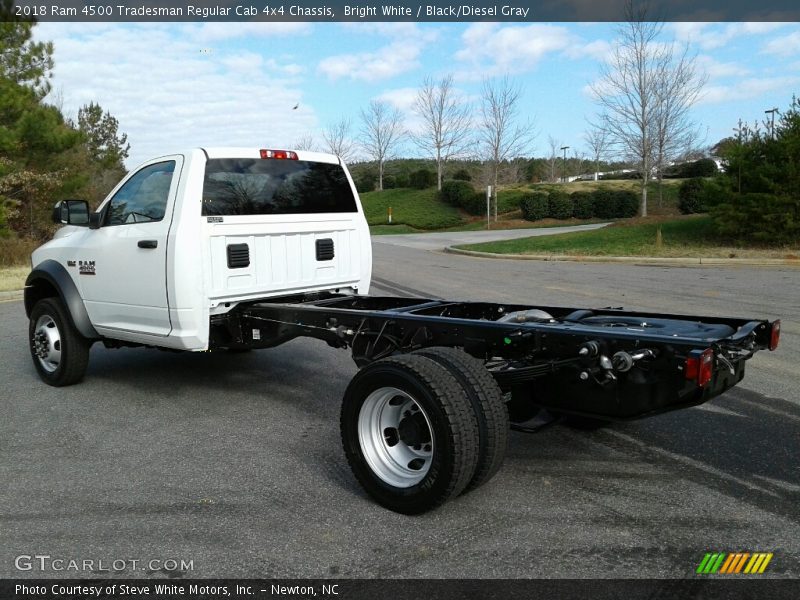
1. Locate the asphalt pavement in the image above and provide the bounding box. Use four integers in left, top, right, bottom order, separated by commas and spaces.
1, 239, 798, 579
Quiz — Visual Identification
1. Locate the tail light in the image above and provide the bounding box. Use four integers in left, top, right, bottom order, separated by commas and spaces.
769, 320, 781, 351
260, 149, 298, 160
685, 348, 715, 388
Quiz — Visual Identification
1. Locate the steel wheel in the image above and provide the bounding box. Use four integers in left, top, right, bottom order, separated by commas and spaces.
28, 297, 91, 387
357, 386, 434, 488
33, 314, 62, 373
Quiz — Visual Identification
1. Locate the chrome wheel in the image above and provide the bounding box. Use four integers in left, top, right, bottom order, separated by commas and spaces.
358, 386, 434, 488
33, 314, 61, 373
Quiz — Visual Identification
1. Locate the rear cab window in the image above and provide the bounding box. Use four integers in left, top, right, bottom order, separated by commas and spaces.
201, 158, 358, 216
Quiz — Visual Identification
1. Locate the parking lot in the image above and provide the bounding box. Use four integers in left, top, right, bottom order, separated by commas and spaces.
1, 240, 798, 578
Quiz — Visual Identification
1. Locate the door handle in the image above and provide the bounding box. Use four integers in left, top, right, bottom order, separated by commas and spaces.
138, 240, 158, 249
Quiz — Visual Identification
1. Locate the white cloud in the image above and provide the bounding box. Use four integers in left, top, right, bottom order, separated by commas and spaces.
564, 39, 615, 63
195, 22, 312, 42
454, 23, 573, 79
671, 22, 788, 51
317, 24, 436, 82
375, 88, 419, 112
36, 24, 316, 168
698, 76, 800, 105
696, 55, 748, 79
318, 42, 422, 82
761, 31, 800, 57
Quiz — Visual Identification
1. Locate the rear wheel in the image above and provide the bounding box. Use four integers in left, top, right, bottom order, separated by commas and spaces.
412, 347, 508, 492
340, 354, 479, 514
29, 297, 91, 386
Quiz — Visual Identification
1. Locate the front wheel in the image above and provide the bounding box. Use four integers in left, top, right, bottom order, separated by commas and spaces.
29, 297, 91, 386
340, 354, 479, 514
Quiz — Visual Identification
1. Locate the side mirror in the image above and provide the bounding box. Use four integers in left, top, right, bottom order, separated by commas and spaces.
52, 200, 90, 226
89, 211, 102, 229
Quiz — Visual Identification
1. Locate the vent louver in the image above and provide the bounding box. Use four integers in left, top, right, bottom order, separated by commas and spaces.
227, 243, 250, 268
316, 238, 334, 261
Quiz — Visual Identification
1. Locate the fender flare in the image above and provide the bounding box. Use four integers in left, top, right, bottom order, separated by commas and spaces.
25, 260, 100, 339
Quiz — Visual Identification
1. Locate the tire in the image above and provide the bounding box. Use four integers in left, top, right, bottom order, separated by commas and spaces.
412, 347, 509, 492
29, 297, 91, 387
340, 354, 479, 514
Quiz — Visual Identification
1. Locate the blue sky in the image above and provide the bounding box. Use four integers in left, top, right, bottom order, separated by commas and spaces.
34, 21, 800, 168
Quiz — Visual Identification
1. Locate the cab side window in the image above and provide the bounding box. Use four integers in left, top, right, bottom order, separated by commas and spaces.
105, 161, 176, 226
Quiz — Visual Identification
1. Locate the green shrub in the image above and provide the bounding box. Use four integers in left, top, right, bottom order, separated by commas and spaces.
461, 192, 488, 216
679, 178, 733, 214
355, 173, 376, 193
451, 168, 472, 181
496, 188, 528, 213
612, 190, 639, 218
678, 178, 706, 214
409, 169, 435, 189
713, 193, 800, 245
571, 191, 594, 219
698, 178, 731, 209
591, 189, 616, 218
394, 172, 410, 188
520, 191, 549, 221
548, 190, 572, 219
439, 179, 476, 209
382, 174, 397, 190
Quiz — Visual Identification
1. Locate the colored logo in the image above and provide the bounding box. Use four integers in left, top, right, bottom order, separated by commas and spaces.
697, 552, 773, 574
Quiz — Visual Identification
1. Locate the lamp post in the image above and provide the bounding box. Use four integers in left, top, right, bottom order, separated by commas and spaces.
560, 146, 570, 183
765, 108, 778, 140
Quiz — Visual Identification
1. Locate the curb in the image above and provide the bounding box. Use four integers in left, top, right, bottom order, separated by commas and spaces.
0, 290, 24, 301
444, 246, 800, 267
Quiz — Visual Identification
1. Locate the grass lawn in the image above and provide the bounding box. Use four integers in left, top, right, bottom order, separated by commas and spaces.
457, 216, 800, 259
361, 187, 465, 229
0, 266, 28, 292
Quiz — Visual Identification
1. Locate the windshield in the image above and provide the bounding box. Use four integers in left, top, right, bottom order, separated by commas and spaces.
201, 158, 358, 216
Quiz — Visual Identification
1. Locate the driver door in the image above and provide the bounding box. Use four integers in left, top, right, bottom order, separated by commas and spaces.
78, 156, 182, 337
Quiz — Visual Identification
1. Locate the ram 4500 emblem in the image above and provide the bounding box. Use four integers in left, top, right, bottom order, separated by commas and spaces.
78, 260, 95, 275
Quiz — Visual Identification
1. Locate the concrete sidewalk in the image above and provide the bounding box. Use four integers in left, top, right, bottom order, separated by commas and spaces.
371, 223, 609, 251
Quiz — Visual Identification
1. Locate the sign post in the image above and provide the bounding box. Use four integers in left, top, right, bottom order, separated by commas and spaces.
486, 186, 492, 230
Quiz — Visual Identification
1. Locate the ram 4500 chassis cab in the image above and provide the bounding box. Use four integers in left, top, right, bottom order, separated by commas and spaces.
26, 148, 781, 514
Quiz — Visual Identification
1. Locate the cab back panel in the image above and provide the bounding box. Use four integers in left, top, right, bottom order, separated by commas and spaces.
207, 220, 362, 300
201, 155, 368, 304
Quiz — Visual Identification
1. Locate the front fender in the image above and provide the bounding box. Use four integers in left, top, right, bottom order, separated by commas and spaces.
25, 260, 100, 339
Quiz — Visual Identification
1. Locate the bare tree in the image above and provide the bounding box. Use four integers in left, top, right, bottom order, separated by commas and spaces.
359, 100, 405, 191
547, 135, 561, 183
572, 148, 588, 179
478, 76, 536, 219
650, 45, 707, 206
322, 117, 357, 164
584, 122, 609, 181
412, 75, 472, 190
292, 134, 316, 151
591, 0, 671, 216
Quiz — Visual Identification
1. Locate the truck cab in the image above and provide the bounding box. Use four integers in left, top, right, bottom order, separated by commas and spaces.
27, 147, 372, 355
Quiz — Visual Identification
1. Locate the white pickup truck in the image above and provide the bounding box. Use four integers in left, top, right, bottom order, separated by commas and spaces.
26, 147, 780, 514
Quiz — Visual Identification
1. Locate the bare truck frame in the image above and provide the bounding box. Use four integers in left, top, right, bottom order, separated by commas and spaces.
26, 148, 781, 514
200, 290, 780, 513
